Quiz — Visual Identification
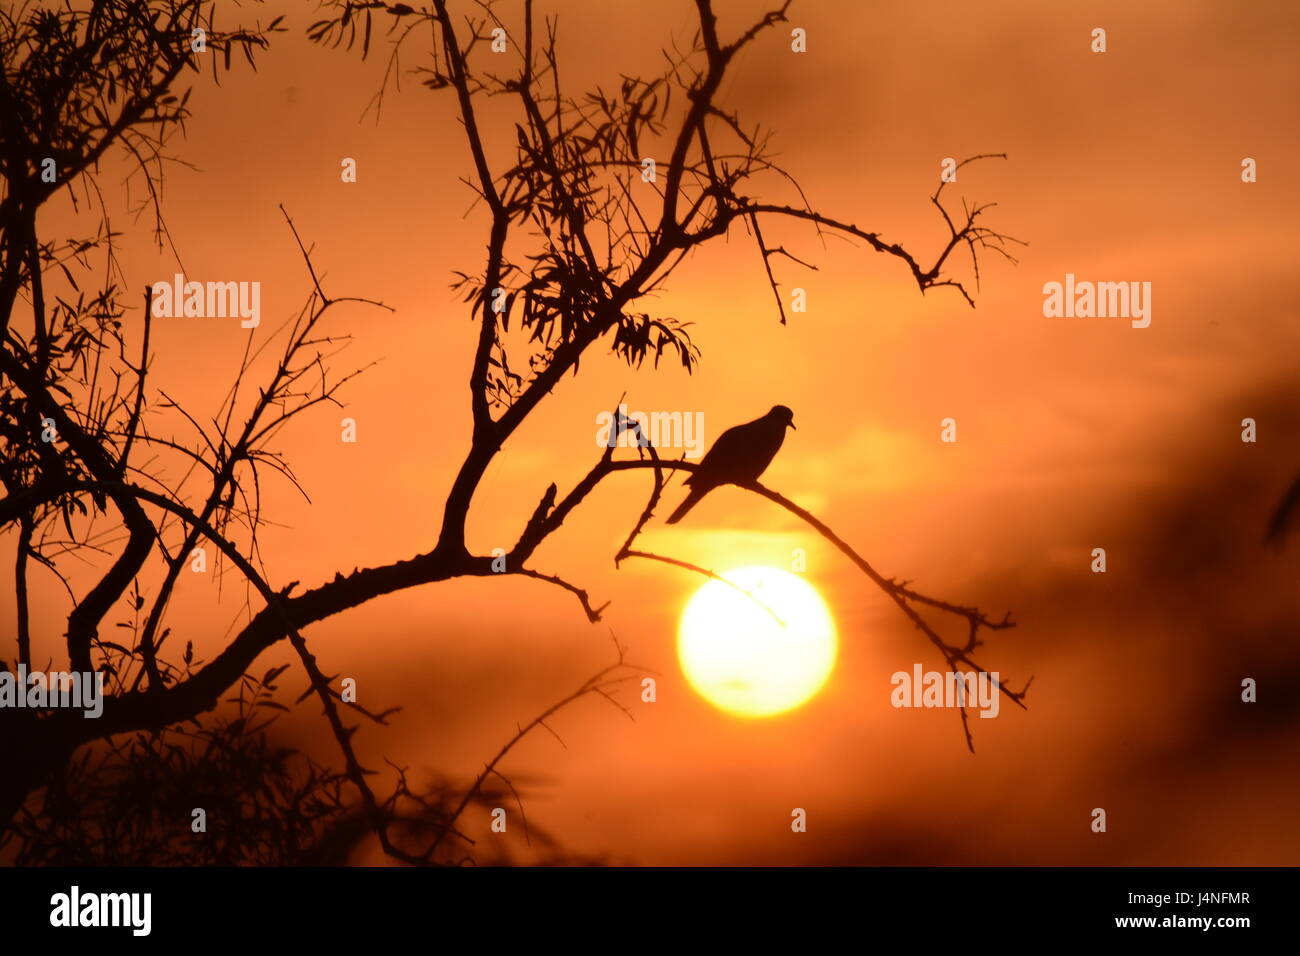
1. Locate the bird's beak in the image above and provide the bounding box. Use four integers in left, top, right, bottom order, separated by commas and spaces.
788, 420, 797, 430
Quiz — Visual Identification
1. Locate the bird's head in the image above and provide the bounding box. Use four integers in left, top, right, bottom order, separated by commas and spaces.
770, 405, 796, 430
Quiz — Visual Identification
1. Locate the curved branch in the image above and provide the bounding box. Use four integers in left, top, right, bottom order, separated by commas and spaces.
508, 567, 609, 623
546, 456, 1030, 752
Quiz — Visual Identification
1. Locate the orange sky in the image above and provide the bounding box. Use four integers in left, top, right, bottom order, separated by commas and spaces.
8, 0, 1300, 864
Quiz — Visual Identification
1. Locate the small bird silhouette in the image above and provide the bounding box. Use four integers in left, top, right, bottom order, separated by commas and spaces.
666, 405, 796, 525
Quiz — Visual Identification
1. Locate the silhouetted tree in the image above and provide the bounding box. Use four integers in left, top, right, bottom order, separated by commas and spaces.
1, 0, 1027, 863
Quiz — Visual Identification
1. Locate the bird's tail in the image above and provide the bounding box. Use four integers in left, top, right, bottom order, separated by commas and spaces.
665, 486, 706, 525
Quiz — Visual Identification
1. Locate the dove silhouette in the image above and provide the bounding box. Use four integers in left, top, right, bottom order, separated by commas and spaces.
665, 405, 795, 525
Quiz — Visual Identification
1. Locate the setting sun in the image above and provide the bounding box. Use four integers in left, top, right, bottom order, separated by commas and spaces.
677, 567, 838, 718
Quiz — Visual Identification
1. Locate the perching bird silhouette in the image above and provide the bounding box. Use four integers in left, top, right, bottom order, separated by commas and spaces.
666, 405, 796, 525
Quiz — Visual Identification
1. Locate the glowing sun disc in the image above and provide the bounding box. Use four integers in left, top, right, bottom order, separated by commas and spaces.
677, 566, 837, 718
